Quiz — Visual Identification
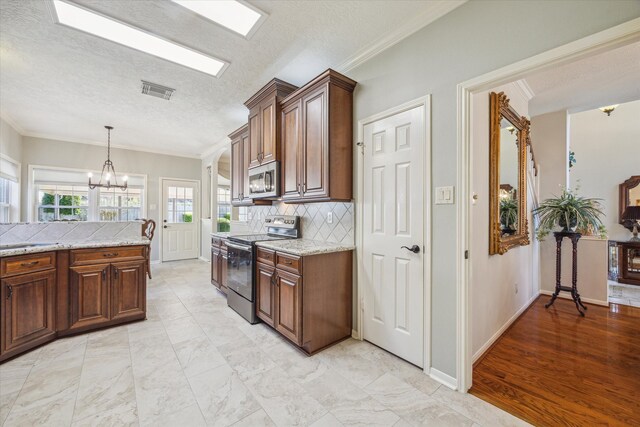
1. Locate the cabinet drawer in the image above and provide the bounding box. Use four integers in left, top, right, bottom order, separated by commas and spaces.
70, 246, 145, 266
276, 253, 302, 274
1, 252, 56, 278
257, 248, 275, 265
211, 237, 224, 248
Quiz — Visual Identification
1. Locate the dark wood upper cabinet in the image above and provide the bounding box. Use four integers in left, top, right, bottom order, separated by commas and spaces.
245, 78, 298, 169
229, 124, 270, 207
281, 69, 356, 203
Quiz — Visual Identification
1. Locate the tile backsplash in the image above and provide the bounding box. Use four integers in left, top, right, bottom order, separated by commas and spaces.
248, 202, 354, 245
0, 221, 143, 245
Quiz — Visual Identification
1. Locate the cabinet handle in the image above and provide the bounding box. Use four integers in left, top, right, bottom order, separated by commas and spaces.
6, 285, 12, 299
302, 183, 307, 193
102, 269, 107, 281
284, 260, 293, 265
20, 261, 39, 267
103, 253, 119, 258
114, 268, 119, 280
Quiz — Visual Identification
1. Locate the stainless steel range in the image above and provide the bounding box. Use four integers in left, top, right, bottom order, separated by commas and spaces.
226, 215, 300, 323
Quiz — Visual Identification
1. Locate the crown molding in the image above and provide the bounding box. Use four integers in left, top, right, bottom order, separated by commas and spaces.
336, 0, 466, 73
22, 131, 203, 159
0, 111, 27, 135
514, 79, 535, 102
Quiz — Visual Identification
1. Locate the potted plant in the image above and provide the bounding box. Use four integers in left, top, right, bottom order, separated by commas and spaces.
500, 198, 518, 235
533, 186, 605, 240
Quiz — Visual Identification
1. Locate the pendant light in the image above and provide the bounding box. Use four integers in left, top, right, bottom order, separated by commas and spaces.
88, 126, 128, 190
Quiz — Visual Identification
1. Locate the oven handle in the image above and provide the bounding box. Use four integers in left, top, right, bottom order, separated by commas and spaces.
226, 242, 252, 253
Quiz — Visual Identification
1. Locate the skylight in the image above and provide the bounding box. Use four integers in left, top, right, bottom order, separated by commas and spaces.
51, 0, 228, 77
171, 0, 266, 38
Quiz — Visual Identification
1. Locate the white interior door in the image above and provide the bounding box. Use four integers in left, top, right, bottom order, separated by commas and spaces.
362, 105, 425, 367
162, 179, 199, 262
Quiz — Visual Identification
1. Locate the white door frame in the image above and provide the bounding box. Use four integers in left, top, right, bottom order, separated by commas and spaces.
355, 95, 432, 375
455, 18, 640, 392
159, 177, 201, 262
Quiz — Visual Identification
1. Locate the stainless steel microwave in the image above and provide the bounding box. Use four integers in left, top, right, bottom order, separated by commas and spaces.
248, 162, 280, 199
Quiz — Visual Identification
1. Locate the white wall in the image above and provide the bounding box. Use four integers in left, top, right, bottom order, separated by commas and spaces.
0, 118, 23, 163
348, 0, 640, 378
530, 110, 569, 200
470, 83, 538, 361
570, 100, 640, 241
21, 136, 201, 261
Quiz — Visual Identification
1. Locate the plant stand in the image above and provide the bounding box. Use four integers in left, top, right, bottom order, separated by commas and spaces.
545, 231, 587, 316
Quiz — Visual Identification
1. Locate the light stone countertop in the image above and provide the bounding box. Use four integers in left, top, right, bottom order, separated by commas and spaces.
255, 239, 355, 256
0, 239, 151, 257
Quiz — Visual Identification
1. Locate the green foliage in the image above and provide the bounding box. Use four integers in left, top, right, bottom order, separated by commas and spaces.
499, 198, 518, 230
217, 217, 230, 232
533, 187, 604, 241
182, 213, 193, 223
41, 193, 83, 217
224, 212, 231, 220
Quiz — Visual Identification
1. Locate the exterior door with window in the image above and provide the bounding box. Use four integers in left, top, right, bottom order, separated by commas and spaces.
162, 179, 199, 261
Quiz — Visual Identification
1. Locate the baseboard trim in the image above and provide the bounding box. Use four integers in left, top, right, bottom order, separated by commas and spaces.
429, 368, 457, 390
150, 260, 161, 265
472, 292, 540, 364
539, 290, 608, 307
351, 329, 361, 340
198, 256, 210, 263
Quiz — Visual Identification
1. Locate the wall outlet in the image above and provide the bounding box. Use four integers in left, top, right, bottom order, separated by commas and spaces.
327, 212, 333, 224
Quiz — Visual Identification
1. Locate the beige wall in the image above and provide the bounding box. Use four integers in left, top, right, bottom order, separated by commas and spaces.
530, 111, 569, 201
21, 136, 202, 261
470, 82, 539, 360
0, 118, 23, 163
348, 0, 640, 378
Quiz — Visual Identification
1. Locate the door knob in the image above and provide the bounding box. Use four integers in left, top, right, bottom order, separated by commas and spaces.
163, 225, 169, 229
401, 245, 420, 254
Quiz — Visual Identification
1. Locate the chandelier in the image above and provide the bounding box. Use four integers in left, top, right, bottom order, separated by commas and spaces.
88, 126, 128, 190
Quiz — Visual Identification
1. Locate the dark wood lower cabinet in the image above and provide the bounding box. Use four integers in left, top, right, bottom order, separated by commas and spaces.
275, 269, 302, 344
211, 237, 228, 294
1, 270, 56, 357
69, 264, 110, 330
111, 261, 146, 321
255, 248, 352, 354
256, 262, 276, 326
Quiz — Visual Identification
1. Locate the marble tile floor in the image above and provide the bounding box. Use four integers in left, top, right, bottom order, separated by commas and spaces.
0, 260, 529, 427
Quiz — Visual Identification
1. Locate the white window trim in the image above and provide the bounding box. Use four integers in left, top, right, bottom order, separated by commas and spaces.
0, 153, 21, 222
28, 164, 147, 222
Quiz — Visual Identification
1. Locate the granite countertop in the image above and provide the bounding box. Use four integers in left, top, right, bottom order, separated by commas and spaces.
211, 232, 232, 238
0, 239, 151, 257
255, 239, 355, 256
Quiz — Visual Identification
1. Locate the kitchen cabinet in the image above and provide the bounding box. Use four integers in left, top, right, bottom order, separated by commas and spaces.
66, 246, 147, 333
1, 263, 56, 359
245, 78, 297, 169
210, 236, 228, 294
254, 248, 352, 354
281, 69, 356, 203
229, 125, 272, 206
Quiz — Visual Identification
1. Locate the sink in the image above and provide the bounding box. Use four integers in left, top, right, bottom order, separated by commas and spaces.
0, 243, 56, 250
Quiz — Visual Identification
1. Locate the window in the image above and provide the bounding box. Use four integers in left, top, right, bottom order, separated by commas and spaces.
32, 167, 145, 222
166, 186, 193, 223
99, 187, 142, 221
37, 185, 89, 221
0, 177, 10, 222
217, 186, 230, 231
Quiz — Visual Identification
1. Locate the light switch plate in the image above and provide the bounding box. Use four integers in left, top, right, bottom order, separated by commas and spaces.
435, 186, 455, 204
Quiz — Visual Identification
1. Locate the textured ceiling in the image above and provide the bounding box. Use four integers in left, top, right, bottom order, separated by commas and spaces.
0, 0, 463, 158
525, 41, 640, 117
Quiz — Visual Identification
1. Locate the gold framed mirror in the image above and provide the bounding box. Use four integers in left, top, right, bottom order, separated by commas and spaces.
620, 175, 640, 231
489, 92, 530, 255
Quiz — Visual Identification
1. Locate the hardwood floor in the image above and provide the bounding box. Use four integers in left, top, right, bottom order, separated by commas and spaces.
471, 296, 640, 427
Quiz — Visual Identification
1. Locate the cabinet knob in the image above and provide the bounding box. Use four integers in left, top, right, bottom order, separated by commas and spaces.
6, 285, 12, 299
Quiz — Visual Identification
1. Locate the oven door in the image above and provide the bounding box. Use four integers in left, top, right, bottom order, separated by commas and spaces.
226, 242, 253, 300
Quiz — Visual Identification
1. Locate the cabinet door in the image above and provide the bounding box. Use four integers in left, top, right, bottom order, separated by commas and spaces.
2, 270, 56, 354
261, 98, 277, 165
220, 250, 229, 294
302, 85, 329, 199
275, 269, 302, 344
281, 100, 303, 200
70, 264, 110, 330
248, 107, 262, 168
256, 262, 276, 326
231, 137, 243, 204
111, 261, 146, 320
242, 132, 252, 203
211, 248, 221, 289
